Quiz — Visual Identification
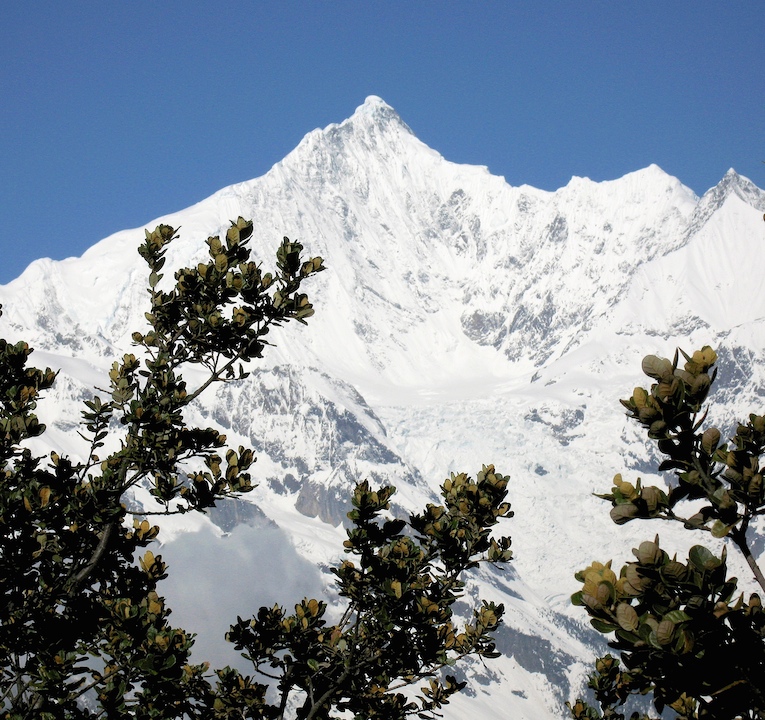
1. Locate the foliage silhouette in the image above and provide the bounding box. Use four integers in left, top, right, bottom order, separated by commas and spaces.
569, 348, 765, 720
0, 219, 513, 719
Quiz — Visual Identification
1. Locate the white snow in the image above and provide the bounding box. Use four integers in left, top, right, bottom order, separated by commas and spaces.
2, 96, 764, 719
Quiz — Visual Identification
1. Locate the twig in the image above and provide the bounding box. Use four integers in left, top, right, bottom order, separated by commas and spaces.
67, 521, 115, 596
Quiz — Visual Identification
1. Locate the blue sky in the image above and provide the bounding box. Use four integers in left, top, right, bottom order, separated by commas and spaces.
1, 3, 762, 284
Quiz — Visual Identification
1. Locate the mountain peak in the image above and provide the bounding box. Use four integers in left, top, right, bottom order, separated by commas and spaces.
708, 168, 764, 203
276, 97, 417, 183
360, 95, 391, 110
4, 97, 765, 720
722, 169, 765, 208
710, 167, 764, 209
679, 167, 765, 241
343, 95, 413, 136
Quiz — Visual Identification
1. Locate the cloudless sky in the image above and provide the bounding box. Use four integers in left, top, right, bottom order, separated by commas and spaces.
1, 2, 762, 283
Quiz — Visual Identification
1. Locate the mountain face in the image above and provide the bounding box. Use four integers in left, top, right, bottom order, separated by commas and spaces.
3, 96, 765, 718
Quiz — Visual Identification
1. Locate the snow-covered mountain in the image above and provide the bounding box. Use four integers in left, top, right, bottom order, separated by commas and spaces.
2, 96, 765, 718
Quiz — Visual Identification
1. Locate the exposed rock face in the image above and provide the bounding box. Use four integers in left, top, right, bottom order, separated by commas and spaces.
2, 97, 764, 719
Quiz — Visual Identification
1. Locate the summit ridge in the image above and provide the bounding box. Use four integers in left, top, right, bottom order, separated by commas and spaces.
1, 99, 764, 719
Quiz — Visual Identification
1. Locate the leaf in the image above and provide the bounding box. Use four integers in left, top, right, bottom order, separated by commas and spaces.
634, 539, 662, 565
632, 387, 649, 408
642, 355, 673, 381
610, 503, 638, 525
140, 550, 155, 573
656, 619, 675, 646
640, 485, 666, 513
688, 545, 721, 572
616, 603, 639, 632
701, 427, 721, 455
663, 610, 691, 624
711, 520, 734, 538
590, 618, 618, 633
595, 581, 614, 605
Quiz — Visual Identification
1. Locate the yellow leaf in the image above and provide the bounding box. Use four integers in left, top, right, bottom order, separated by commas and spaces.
140, 550, 155, 573
39, 487, 51, 507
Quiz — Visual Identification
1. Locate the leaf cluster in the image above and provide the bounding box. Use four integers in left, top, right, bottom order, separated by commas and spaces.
602, 347, 765, 544
571, 539, 764, 719
227, 467, 513, 719
1, 218, 513, 719
570, 348, 765, 720
0, 219, 323, 718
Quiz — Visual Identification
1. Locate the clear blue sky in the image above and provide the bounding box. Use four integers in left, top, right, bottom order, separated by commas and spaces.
1, 2, 762, 284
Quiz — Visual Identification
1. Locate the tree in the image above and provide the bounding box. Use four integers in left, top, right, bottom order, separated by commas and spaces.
569, 348, 765, 720
0, 218, 513, 719
227, 466, 512, 719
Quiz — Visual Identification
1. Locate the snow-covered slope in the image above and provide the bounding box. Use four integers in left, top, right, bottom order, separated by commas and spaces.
2, 96, 765, 719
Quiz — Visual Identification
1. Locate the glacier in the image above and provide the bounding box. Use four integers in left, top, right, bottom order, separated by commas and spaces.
2, 95, 765, 718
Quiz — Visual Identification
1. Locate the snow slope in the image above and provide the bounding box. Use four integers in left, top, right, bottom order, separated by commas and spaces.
2, 96, 765, 718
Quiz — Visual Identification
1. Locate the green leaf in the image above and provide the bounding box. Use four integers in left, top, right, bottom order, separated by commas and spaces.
688, 545, 721, 572
590, 618, 618, 633
711, 520, 734, 538
663, 610, 691, 624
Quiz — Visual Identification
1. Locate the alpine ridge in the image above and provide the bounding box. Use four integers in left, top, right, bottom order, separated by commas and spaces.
2, 96, 764, 718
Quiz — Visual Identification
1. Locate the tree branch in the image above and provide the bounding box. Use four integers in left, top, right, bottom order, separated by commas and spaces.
67, 521, 116, 596
304, 667, 351, 720
731, 525, 765, 594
